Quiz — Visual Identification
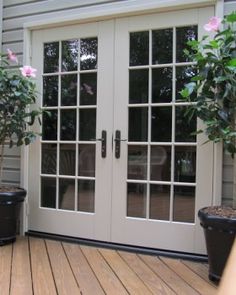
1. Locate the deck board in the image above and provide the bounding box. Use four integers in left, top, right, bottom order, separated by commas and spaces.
10, 237, 33, 295
30, 237, 57, 295
0, 243, 12, 295
0, 237, 217, 295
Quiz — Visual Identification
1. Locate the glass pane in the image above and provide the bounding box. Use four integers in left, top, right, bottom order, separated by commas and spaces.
43, 76, 58, 107
130, 31, 149, 66
41, 144, 57, 174
173, 186, 195, 223
44, 42, 59, 73
78, 180, 95, 212
150, 146, 171, 181
128, 146, 147, 180
80, 73, 97, 105
175, 106, 196, 142
129, 69, 148, 104
80, 38, 98, 70
59, 178, 75, 210
61, 74, 77, 106
42, 110, 58, 140
61, 39, 79, 72
175, 146, 196, 183
79, 109, 96, 141
152, 68, 172, 103
176, 26, 198, 63
152, 29, 173, 64
59, 144, 76, 176
60, 109, 76, 141
78, 144, 95, 177
176, 66, 196, 101
150, 185, 170, 220
129, 107, 148, 142
41, 177, 56, 208
151, 107, 172, 142
127, 183, 146, 218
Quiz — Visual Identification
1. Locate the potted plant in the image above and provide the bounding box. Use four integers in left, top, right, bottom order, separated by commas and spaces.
0, 49, 41, 245
181, 12, 236, 281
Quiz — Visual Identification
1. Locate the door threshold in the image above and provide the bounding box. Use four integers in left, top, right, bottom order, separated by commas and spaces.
26, 230, 208, 262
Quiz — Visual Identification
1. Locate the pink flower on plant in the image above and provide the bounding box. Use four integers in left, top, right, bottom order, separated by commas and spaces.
7, 49, 18, 63
204, 16, 221, 32
20, 66, 37, 78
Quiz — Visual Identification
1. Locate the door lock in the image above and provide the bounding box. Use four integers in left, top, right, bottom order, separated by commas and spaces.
114, 130, 127, 159
92, 130, 107, 158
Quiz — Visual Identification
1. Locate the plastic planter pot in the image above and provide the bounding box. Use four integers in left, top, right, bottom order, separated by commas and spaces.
0, 188, 26, 245
198, 207, 236, 282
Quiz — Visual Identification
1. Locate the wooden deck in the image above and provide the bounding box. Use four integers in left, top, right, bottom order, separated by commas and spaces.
0, 236, 217, 295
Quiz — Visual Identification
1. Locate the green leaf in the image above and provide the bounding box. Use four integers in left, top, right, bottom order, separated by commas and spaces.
226, 12, 236, 23
180, 88, 189, 98
227, 58, 236, 67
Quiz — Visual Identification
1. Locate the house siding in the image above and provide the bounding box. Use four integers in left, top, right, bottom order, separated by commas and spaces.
0, 0, 235, 198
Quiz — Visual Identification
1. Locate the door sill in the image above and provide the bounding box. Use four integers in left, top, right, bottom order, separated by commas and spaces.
26, 230, 207, 262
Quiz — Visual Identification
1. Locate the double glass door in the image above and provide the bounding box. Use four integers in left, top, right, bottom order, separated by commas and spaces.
29, 7, 214, 254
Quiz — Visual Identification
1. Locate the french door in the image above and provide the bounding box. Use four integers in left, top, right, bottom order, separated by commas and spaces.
29, 7, 214, 254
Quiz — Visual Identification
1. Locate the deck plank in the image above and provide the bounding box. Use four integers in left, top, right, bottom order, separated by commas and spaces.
30, 237, 57, 295
45, 239, 80, 295
100, 248, 152, 295
182, 259, 217, 287
161, 257, 217, 295
63, 242, 105, 295
0, 243, 12, 295
10, 237, 33, 295
118, 250, 176, 295
81, 245, 128, 295
140, 254, 200, 295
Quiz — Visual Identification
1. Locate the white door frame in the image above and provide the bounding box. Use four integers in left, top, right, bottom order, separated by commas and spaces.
21, 0, 223, 241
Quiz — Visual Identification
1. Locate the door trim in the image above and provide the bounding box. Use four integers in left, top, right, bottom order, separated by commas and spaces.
22, 1, 223, 237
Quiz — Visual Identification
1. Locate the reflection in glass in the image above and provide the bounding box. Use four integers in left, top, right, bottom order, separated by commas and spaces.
128, 146, 147, 180
129, 107, 148, 142
79, 109, 96, 141
59, 178, 75, 210
127, 183, 146, 218
41, 144, 57, 174
175, 146, 196, 183
80, 38, 98, 70
78, 180, 95, 212
176, 66, 196, 101
129, 69, 148, 104
175, 106, 196, 142
44, 42, 59, 73
59, 144, 76, 175
41, 177, 56, 208
80, 73, 97, 105
152, 29, 173, 64
61, 74, 77, 106
78, 144, 95, 177
150, 146, 171, 181
42, 110, 58, 140
151, 107, 172, 142
60, 110, 76, 140
150, 185, 170, 220
43, 76, 58, 106
152, 68, 172, 103
130, 31, 149, 66
176, 26, 198, 63
173, 186, 195, 223
62, 40, 79, 72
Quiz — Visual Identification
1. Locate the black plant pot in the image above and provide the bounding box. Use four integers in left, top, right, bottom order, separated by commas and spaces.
198, 207, 236, 282
0, 188, 27, 246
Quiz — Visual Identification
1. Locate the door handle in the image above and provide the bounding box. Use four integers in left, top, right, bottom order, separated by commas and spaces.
114, 130, 127, 159
92, 130, 107, 158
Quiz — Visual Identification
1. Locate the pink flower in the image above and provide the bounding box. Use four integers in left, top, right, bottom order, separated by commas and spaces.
7, 49, 18, 63
20, 66, 37, 78
204, 16, 221, 32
